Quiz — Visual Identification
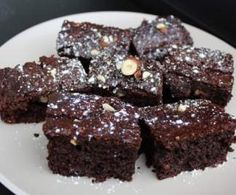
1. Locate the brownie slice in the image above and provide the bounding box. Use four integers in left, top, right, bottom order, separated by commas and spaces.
57, 20, 133, 59
163, 46, 234, 106
88, 54, 163, 106
132, 15, 193, 60
43, 92, 141, 182
140, 99, 236, 179
0, 56, 87, 123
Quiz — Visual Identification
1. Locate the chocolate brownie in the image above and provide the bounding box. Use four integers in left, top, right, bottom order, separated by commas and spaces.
132, 15, 193, 60
139, 99, 236, 179
0, 56, 87, 123
57, 20, 133, 59
88, 54, 163, 106
163, 46, 234, 106
43, 92, 141, 182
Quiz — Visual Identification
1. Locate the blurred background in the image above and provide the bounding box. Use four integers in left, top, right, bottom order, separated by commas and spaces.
0, 0, 235, 194
0, 0, 236, 47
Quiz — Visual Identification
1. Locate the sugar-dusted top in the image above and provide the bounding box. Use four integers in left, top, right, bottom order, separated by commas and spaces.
57, 20, 133, 59
40, 56, 88, 91
44, 92, 141, 148
141, 99, 236, 147
132, 15, 193, 58
88, 54, 163, 97
0, 56, 88, 111
163, 46, 234, 90
0, 61, 55, 111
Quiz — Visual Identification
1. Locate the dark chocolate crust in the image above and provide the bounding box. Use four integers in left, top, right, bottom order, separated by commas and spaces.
132, 15, 193, 60
163, 46, 234, 106
57, 20, 133, 59
43, 92, 141, 181
140, 99, 236, 179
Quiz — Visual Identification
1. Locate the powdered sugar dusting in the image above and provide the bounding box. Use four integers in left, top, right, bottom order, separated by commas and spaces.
45, 92, 141, 145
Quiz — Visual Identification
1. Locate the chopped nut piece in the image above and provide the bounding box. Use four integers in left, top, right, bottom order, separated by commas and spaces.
39, 96, 48, 103
177, 104, 188, 112
163, 164, 171, 170
142, 71, 152, 80
97, 75, 106, 83
134, 70, 142, 80
102, 35, 113, 44
70, 139, 77, 146
73, 22, 81, 27
116, 62, 122, 70
102, 103, 116, 112
91, 49, 100, 56
88, 76, 96, 84
121, 57, 140, 76
116, 91, 125, 97
50, 68, 57, 78
156, 23, 167, 33
175, 136, 180, 140
103, 35, 110, 43
194, 89, 206, 96
100, 36, 111, 48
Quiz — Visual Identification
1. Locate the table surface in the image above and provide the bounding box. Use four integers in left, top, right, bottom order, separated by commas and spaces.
1, 0, 235, 194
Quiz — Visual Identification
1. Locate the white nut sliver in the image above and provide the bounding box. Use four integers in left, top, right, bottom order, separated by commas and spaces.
177, 104, 188, 112
88, 76, 96, 84
121, 58, 138, 76
142, 71, 152, 80
91, 49, 100, 56
116, 62, 122, 70
39, 96, 48, 103
97, 75, 106, 83
102, 35, 109, 43
156, 23, 166, 29
70, 139, 77, 146
50, 68, 57, 78
102, 103, 116, 112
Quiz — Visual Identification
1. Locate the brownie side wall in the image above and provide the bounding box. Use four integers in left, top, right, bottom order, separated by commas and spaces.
138, 119, 154, 155
164, 73, 232, 106
191, 81, 232, 106
47, 136, 139, 182
0, 102, 47, 123
148, 131, 235, 179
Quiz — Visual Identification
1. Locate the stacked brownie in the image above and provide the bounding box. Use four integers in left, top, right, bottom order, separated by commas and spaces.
0, 56, 88, 123
163, 46, 234, 106
1, 15, 236, 182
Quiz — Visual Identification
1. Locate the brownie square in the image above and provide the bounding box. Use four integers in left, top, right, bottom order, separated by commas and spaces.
88, 54, 163, 106
140, 99, 236, 179
163, 46, 234, 106
0, 56, 88, 123
43, 92, 141, 182
57, 20, 133, 59
132, 15, 193, 60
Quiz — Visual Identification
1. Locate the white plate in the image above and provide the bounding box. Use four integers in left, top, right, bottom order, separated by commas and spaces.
0, 11, 236, 195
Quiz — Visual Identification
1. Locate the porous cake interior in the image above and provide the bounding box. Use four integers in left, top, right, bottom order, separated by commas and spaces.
47, 136, 138, 182
139, 120, 235, 179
